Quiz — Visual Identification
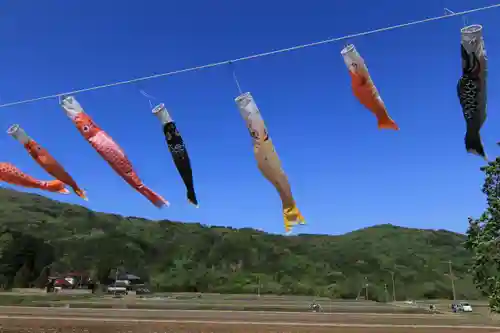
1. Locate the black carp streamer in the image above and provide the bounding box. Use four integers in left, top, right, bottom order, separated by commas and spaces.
152, 103, 198, 207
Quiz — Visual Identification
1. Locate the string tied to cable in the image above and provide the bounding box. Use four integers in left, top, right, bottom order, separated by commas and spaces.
228, 61, 243, 95
139, 90, 156, 109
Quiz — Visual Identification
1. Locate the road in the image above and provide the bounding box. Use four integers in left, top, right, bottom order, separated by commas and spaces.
0, 306, 499, 332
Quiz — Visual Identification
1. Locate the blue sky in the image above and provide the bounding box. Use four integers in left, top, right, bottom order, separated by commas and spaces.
0, 0, 498, 236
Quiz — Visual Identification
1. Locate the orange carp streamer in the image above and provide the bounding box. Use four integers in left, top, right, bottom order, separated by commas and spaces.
0, 162, 69, 194
60, 96, 169, 208
7, 124, 88, 200
341, 44, 399, 130
235, 92, 305, 234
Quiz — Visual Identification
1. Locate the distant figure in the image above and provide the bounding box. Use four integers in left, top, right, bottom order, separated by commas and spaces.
46, 279, 55, 293
89, 283, 98, 294
310, 302, 322, 312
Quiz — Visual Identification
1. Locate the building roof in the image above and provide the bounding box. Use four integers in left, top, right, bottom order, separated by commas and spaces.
117, 273, 141, 280
54, 279, 71, 286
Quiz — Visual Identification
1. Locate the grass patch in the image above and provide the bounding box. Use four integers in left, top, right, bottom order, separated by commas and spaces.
0, 294, 96, 306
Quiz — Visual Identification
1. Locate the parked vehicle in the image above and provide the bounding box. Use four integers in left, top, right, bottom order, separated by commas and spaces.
107, 286, 128, 295
452, 302, 473, 313
457, 302, 473, 312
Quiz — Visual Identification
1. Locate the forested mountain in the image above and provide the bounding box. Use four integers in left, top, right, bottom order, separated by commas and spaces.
0, 188, 479, 300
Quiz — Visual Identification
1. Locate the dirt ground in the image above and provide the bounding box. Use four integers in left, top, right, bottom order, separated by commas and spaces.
2, 319, 500, 333
1, 307, 499, 333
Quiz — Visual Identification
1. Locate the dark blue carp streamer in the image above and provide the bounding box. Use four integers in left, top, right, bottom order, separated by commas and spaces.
457, 24, 488, 160
152, 103, 198, 207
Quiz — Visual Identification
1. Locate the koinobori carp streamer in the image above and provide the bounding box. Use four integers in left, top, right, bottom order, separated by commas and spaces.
341, 44, 399, 130
0, 162, 69, 194
60, 96, 169, 208
152, 103, 198, 207
235, 92, 305, 233
457, 24, 488, 160
7, 124, 87, 200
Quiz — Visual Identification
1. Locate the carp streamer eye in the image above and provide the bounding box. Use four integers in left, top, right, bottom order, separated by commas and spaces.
83, 125, 90, 133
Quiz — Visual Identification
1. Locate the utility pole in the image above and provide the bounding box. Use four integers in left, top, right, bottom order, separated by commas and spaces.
390, 271, 396, 302
113, 268, 118, 296
385, 269, 396, 301
364, 276, 369, 300
257, 275, 261, 298
447, 260, 457, 301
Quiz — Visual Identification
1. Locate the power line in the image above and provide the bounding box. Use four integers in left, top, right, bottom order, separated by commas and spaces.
0, 3, 499, 109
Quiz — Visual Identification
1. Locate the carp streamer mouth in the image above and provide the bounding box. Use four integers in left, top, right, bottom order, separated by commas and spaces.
7, 124, 20, 136
341, 44, 363, 69
60, 96, 83, 120
340, 44, 355, 56
235, 92, 251, 103
152, 103, 165, 115
461, 24, 483, 35
152, 103, 173, 125
7, 124, 30, 144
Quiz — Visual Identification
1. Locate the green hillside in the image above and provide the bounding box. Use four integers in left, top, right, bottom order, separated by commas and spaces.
0, 188, 479, 300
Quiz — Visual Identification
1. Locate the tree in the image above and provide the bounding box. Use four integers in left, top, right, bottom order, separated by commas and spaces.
13, 262, 32, 288
465, 157, 500, 312
0, 274, 7, 289
0, 231, 16, 286
33, 265, 51, 289
0, 187, 481, 299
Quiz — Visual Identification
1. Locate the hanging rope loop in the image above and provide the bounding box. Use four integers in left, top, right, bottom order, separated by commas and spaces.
139, 90, 156, 109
